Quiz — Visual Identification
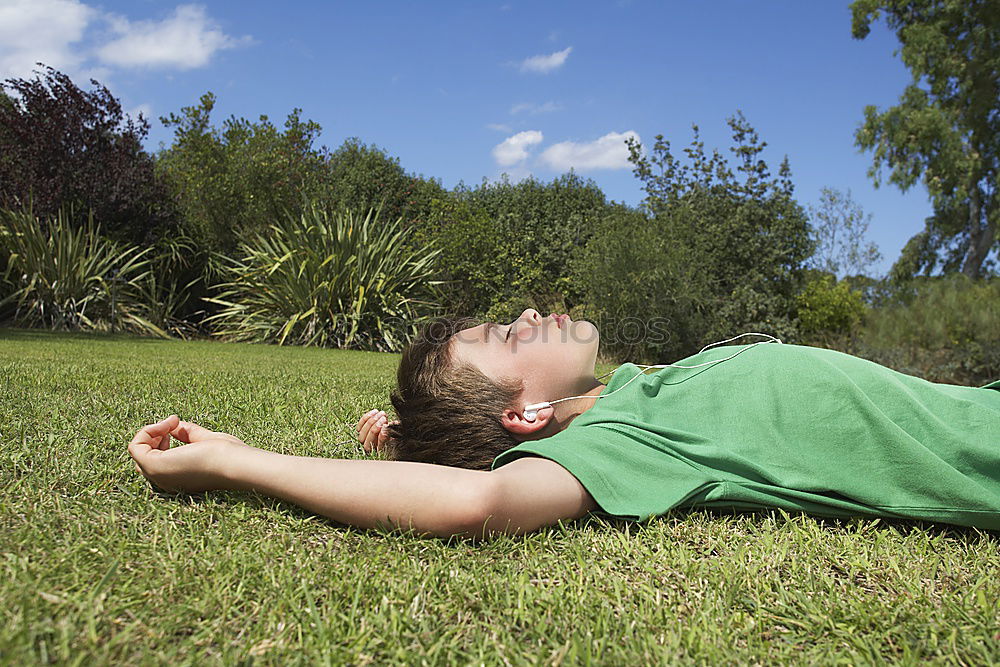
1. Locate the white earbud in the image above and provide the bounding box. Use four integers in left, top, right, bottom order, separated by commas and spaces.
522, 402, 551, 422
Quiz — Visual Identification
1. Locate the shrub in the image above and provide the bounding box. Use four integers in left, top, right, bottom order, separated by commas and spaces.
625, 114, 813, 355
129, 235, 206, 339
205, 206, 442, 350
156, 92, 330, 256
570, 206, 712, 362
409, 196, 505, 317
1, 66, 176, 245
796, 272, 868, 340
0, 208, 158, 332
320, 138, 446, 234
442, 172, 610, 321
852, 275, 1000, 385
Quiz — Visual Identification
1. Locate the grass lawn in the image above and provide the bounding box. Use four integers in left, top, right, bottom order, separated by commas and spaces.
2, 329, 999, 664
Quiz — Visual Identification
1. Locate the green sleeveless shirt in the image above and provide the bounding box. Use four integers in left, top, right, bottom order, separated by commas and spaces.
492, 343, 1000, 530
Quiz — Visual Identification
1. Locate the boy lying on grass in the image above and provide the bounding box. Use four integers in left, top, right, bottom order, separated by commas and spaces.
128, 310, 1000, 538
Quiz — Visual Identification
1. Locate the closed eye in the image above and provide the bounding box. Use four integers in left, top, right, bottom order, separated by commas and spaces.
505, 325, 511, 341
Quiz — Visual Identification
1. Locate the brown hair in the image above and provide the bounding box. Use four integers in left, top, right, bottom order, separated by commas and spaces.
386, 316, 523, 470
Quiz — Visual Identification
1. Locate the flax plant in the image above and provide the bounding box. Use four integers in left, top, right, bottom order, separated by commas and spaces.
130, 234, 206, 339
205, 206, 442, 350
0, 208, 156, 332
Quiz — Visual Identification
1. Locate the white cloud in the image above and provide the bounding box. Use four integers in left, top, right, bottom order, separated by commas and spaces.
0, 0, 96, 79
509, 101, 561, 115
96, 4, 249, 70
486, 122, 512, 132
492, 130, 543, 167
519, 46, 571, 74
539, 131, 640, 170
0, 1, 248, 82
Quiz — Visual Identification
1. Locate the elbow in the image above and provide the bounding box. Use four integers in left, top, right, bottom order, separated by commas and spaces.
447, 474, 508, 539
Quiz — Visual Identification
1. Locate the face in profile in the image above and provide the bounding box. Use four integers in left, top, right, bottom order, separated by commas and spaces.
450, 308, 601, 404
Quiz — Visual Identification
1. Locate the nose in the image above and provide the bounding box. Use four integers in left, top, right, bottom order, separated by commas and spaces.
517, 308, 541, 325
506, 309, 541, 335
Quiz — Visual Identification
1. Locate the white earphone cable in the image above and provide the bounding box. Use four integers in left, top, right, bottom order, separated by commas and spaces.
524, 332, 782, 418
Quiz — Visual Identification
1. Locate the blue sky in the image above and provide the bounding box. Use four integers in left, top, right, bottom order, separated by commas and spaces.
0, 1, 932, 276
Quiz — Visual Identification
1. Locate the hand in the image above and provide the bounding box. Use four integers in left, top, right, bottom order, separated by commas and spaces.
356, 409, 398, 454
128, 415, 248, 493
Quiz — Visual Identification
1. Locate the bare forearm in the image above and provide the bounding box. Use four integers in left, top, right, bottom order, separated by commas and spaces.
220, 447, 495, 538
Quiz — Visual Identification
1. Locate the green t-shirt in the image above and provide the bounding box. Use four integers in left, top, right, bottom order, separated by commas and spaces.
492, 343, 1000, 530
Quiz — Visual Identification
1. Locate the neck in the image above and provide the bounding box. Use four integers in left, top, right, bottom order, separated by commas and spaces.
526, 376, 606, 441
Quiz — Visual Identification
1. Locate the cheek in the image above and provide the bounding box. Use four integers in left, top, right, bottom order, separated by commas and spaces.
569, 320, 599, 348
512, 325, 590, 367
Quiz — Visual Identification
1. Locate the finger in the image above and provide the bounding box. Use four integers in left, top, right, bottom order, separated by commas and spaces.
128, 439, 164, 470
356, 413, 373, 439
128, 439, 151, 462
155, 430, 171, 451
369, 415, 387, 450
377, 425, 390, 452
130, 415, 180, 447
358, 411, 384, 444
356, 409, 377, 431
170, 420, 217, 444
371, 414, 388, 444
379, 419, 399, 451
356, 410, 379, 435
358, 414, 378, 442
363, 424, 379, 454
358, 418, 372, 444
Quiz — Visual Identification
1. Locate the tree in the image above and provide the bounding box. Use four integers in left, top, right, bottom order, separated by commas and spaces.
622, 112, 814, 353
156, 92, 329, 254
851, 0, 999, 278
447, 172, 611, 320
0, 65, 175, 243
570, 204, 706, 361
807, 187, 883, 279
320, 138, 445, 232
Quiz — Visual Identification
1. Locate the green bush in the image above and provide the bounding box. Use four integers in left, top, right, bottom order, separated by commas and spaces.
156, 93, 330, 256
320, 138, 446, 233
437, 173, 611, 321
851, 275, 1000, 385
129, 234, 207, 339
570, 206, 711, 362
0, 208, 159, 333
796, 272, 867, 340
0, 223, 10, 317
409, 196, 505, 317
571, 194, 809, 363
620, 114, 814, 358
204, 206, 442, 350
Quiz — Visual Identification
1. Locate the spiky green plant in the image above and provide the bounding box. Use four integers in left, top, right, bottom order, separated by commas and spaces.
204, 206, 442, 350
0, 208, 156, 332
129, 234, 206, 339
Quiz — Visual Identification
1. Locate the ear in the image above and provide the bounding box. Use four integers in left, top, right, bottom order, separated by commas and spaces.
501, 405, 553, 436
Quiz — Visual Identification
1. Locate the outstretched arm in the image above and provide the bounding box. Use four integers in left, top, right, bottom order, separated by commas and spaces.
128, 416, 597, 539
